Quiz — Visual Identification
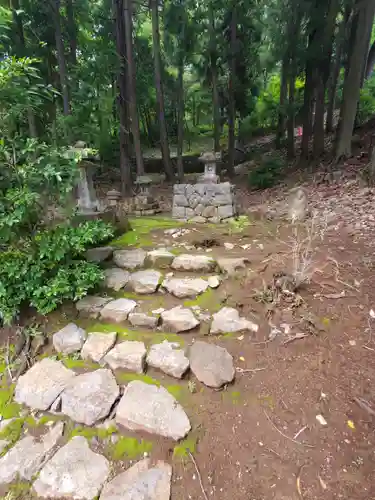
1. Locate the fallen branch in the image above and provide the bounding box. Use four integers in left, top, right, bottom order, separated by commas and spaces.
236, 367, 267, 374
353, 397, 375, 417
283, 333, 309, 346
187, 450, 209, 500
264, 410, 315, 448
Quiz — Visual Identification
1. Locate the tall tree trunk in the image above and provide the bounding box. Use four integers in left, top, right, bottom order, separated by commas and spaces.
312, 74, 325, 157
66, 0, 77, 65
51, 0, 70, 116
11, 0, 38, 137
113, 0, 132, 194
209, 1, 220, 153
176, 51, 184, 182
227, 5, 236, 177
301, 60, 314, 159
151, 0, 174, 181
365, 40, 375, 80
276, 55, 288, 149
336, 0, 375, 160
287, 72, 296, 158
124, 0, 144, 176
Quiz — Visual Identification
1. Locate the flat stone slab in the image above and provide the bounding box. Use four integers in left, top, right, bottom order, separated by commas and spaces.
171, 254, 216, 272
53, 323, 87, 355
86, 246, 114, 263
208, 275, 221, 288
100, 458, 172, 500
0, 422, 64, 483
15, 358, 76, 411
189, 341, 235, 388
146, 248, 175, 268
81, 332, 117, 363
147, 341, 189, 379
113, 249, 146, 270
210, 307, 259, 334
33, 436, 110, 499
161, 306, 200, 332
163, 277, 209, 298
104, 341, 146, 373
100, 298, 137, 323
103, 268, 130, 291
128, 312, 159, 328
76, 296, 112, 318
217, 257, 248, 275
129, 269, 162, 294
61, 369, 120, 426
115, 381, 190, 440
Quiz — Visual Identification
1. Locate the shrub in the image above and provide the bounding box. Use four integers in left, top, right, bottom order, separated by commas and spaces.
248, 153, 286, 190
0, 221, 114, 323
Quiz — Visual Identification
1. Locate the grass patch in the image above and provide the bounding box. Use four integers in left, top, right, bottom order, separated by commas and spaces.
173, 434, 199, 461
0, 418, 25, 456
0, 384, 21, 419
87, 323, 185, 346
183, 288, 221, 313
68, 424, 117, 440
116, 372, 161, 386
110, 217, 183, 248
108, 436, 153, 460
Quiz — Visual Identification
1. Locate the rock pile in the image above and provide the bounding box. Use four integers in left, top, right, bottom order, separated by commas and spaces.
172, 182, 236, 222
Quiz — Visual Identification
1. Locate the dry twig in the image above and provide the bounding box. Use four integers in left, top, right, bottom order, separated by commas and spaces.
283, 333, 309, 345
293, 425, 308, 440
296, 464, 306, 499
236, 367, 267, 374
353, 397, 375, 417
264, 410, 315, 448
187, 450, 209, 500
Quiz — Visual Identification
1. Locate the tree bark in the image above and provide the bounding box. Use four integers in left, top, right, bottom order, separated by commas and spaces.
312, 74, 325, 157
176, 50, 184, 182
113, 0, 132, 194
336, 0, 375, 160
365, 40, 375, 80
276, 55, 288, 149
287, 71, 296, 158
51, 0, 70, 116
301, 60, 314, 159
151, 0, 174, 181
209, 1, 220, 153
227, 5, 236, 177
124, 0, 144, 176
66, 0, 77, 65
326, 9, 349, 133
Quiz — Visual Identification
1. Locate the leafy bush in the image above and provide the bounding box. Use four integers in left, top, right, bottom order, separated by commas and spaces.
357, 74, 375, 124
0, 221, 114, 323
0, 58, 115, 323
248, 152, 286, 190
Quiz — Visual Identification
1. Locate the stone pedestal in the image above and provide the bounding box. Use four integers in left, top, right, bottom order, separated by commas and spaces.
172, 182, 236, 223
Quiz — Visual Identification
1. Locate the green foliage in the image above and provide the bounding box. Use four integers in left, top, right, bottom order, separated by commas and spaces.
357, 74, 375, 125
248, 152, 286, 190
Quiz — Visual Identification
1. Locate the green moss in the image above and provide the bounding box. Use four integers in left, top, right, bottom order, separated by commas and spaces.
6, 481, 31, 499
68, 424, 117, 440
173, 435, 198, 460
0, 418, 25, 455
108, 436, 153, 460
183, 288, 221, 313
88, 323, 185, 346
116, 372, 161, 386
24, 415, 63, 428
110, 217, 183, 248
60, 357, 100, 370
0, 385, 21, 419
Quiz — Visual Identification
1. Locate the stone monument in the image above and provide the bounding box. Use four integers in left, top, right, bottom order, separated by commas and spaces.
130, 176, 161, 216
172, 151, 236, 223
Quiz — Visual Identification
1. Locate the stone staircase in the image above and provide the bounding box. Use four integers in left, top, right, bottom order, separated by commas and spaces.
0, 243, 259, 499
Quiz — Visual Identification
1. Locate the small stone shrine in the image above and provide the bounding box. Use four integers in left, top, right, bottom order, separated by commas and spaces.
172, 151, 236, 223
130, 176, 161, 216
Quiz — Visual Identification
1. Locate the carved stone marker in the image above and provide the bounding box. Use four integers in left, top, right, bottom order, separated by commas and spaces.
198, 152, 220, 184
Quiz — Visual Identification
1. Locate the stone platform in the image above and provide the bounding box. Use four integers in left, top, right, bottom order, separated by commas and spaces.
172, 182, 236, 222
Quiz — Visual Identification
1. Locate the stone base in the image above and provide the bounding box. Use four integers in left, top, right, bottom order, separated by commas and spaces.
73, 209, 130, 234
172, 182, 236, 223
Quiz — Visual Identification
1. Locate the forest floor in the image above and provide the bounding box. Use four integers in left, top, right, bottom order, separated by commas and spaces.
2, 131, 375, 499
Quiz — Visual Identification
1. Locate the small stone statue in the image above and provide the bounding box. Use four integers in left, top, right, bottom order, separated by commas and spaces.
287, 187, 308, 222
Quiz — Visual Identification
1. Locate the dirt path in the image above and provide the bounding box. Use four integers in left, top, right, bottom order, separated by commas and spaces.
1, 214, 375, 500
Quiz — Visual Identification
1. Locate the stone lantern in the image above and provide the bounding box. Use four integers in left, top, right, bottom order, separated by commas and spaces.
107, 189, 121, 208
132, 176, 161, 215
198, 151, 220, 184
76, 160, 100, 213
